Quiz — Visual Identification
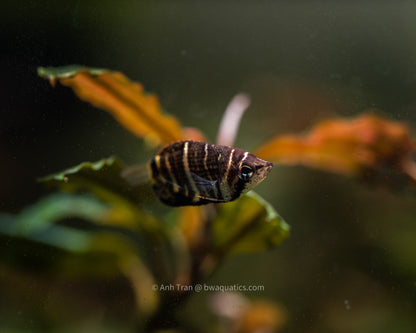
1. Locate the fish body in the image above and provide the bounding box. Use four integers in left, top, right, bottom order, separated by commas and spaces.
149, 140, 273, 206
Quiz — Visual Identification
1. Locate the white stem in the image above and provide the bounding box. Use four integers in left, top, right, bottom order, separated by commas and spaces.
402, 159, 416, 182
216, 93, 251, 147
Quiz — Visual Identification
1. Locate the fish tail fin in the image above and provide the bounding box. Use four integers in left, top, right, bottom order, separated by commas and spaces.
121, 163, 151, 186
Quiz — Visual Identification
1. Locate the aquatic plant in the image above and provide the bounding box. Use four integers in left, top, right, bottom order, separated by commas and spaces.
1, 65, 415, 332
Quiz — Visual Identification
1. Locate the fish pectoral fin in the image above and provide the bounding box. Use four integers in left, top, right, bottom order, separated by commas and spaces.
190, 173, 217, 189
194, 194, 228, 203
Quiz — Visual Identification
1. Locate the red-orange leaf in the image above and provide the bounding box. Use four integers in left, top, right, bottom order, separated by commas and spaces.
39, 66, 184, 146
256, 114, 416, 184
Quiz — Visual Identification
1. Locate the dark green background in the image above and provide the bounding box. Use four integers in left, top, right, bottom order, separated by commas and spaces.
2, 1, 416, 332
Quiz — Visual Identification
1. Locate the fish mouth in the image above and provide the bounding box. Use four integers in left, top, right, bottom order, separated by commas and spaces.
255, 161, 274, 181
263, 161, 274, 175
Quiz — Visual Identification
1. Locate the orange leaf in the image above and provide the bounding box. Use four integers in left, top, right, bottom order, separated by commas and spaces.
256, 114, 416, 182
182, 127, 208, 142
177, 206, 206, 247
41, 67, 184, 146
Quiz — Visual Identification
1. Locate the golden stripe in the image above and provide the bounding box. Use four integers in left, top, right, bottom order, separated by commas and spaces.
154, 155, 164, 183
202, 143, 220, 199
164, 154, 180, 193
203, 143, 209, 174
220, 148, 235, 200
155, 154, 161, 169
183, 141, 199, 201
241, 151, 249, 165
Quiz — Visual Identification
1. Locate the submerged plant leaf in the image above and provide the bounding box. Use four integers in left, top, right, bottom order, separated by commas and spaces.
256, 113, 416, 186
38, 65, 106, 83
0, 211, 91, 252
38, 66, 184, 146
211, 192, 290, 255
39, 156, 159, 230
40, 156, 127, 192
0, 195, 141, 257
0, 193, 146, 255
177, 206, 207, 247
40, 156, 148, 201
0, 195, 159, 315
0, 194, 109, 252
0, 192, 164, 275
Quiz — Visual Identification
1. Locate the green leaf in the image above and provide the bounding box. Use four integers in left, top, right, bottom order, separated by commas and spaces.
0, 194, 109, 252
39, 156, 158, 227
39, 156, 127, 194
37, 65, 106, 80
211, 191, 290, 255
35, 157, 181, 277
16, 194, 109, 235
35, 159, 177, 280
0, 195, 157, 289
0, 193, 154, 259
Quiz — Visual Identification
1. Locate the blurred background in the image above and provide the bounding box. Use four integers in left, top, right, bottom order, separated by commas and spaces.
2, 1, 416, 332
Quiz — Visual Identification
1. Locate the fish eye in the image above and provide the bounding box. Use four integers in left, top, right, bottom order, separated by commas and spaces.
239, 163, 254, 181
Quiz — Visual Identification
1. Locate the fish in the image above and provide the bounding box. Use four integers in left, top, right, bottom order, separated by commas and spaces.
148, 140, 273, 206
